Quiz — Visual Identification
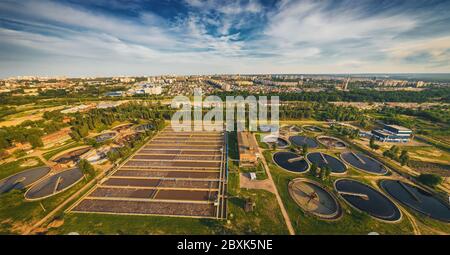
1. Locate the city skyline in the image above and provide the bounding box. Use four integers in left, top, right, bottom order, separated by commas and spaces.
1, 0, 450, 77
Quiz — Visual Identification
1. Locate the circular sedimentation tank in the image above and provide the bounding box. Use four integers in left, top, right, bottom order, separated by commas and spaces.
380, 180, 450, 222
289, 125, 302, 133
111, 123, 133, 132
52, 147, 91, 164
289, 178, 342, 220
263, 135, 290, 148
259, 124, 279, 133
302, 125, 323, 133
306, 152, 347, 174
25, 168, 84, 200
341, 151, 388, 175
94, 131, 117, 143
317, 136, 347, 149
335, 179, 401, 222
121, 133, 140, 142
289, 135, 319, 148
0, 166, 51, 194
134, 123, 153, 133
280, 125, 301, 133
273, 152, 309, 173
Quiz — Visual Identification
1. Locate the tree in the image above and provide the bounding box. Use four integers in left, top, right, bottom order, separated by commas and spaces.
417, 174, 442, 188
310, 163, 318, 177
369, 136, 380, 150
324, 166, 331, 179
270, 143, 276, 151
107, 150, 120, 162
28, 135, 43, 148
320, 166, 331, 180
302, 144, 308, 156
383, 145, 400, 160
399, 150, 409, 166
78, 159, 95, 177
359, 118, 369, 129
319, 167, 326, 180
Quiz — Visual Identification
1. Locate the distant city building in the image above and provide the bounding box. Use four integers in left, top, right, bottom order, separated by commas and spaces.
105, 91, 124, 97
371, 124, 412, 143
129, 83, 162, 95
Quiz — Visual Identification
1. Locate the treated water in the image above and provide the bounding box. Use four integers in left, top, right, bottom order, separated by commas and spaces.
341, 151, 387, 175
289, 136, 319, 148
25, 168, 83, 200
335, 179, 401, 221
381, 180, 450, 222
307, 152, 347, 173
273, 152, 309, 173
0, 166, 51, 193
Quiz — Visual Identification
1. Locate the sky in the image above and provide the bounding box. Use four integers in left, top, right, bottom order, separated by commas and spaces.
0, 0, 450, 77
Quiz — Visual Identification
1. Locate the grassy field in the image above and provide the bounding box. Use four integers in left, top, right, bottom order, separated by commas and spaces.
0, 156, 45, 180
239, 161, 268, 180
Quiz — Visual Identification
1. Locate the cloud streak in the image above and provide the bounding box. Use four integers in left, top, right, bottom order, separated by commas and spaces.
0, 0, 449, 77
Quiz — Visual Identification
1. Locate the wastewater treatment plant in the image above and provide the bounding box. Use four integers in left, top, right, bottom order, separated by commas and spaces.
1, 0, 450, 243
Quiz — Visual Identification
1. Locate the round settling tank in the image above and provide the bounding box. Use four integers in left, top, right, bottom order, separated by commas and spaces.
317, 136, 347, 149
0, 166, 51, 194
273, 152, 309, 173
341, 151, 388, 175
303, 125, 323, 133
380, 180, 450, 222
94, 132, 117, 143
289, 136, 319, 148
25, 168, 84, 200
52, 147, 91, 164
335, 179, 401, 222
289, 178, 342, 219
306, 152, 347, 174
263, 135, 290, 148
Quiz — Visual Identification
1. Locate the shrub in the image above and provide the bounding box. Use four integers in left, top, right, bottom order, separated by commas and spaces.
417, 173, 443, 188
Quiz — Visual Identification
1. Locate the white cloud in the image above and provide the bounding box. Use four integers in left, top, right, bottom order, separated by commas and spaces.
265, 0, 417, 45
384, 36, 450, 64
184, 0, 262, 15
0, 0, 450, 76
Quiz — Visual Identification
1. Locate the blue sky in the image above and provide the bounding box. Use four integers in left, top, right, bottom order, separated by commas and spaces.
0, 0, 449, 77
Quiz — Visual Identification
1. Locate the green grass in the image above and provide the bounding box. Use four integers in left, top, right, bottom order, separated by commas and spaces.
226, 189, 288, 234
0, 175, 92, 234
49, 214, 224, 235
255, 133, 269, 149
262, 150, 415, 235
0, 157, 44, 180
240, 161, 268, 180
408, 210, 450, 234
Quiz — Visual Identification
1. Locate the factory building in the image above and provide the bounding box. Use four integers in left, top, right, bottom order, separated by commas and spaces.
371, 124, 412, 143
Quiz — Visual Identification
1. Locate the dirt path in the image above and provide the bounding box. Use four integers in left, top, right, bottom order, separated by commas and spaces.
254, 134, 295, 235
402, 209, 421, 235
239, 173, 275, 193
